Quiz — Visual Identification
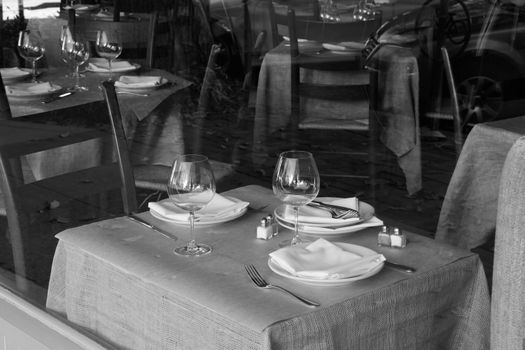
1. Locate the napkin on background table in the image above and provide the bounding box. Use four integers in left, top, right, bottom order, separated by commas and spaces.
6, 82, 55, 95
148, 194, 249, 221
269, 238, 385, 279
114, 75, 163, 89
0, 67, 29, 80
282, 197, 361, 225
88, 58, 135, 72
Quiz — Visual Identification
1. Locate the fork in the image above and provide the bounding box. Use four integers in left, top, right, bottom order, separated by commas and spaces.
308, 200, 360, 219
244, 265, 320, 307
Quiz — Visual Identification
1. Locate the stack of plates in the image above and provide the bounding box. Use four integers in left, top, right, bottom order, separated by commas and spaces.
274, 197, 383, 236
268, 242, 384, 286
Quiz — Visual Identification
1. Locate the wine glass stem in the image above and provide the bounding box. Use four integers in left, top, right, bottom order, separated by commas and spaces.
291, 206, 301, 246
187, 211, 197, 252
31, 60, 37, 83
108, 59, 113, 81
74, 64, 80, 89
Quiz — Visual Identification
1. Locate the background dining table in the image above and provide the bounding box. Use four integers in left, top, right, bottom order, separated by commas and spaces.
46, 185, 489, 349
435, 115, 525, 249
253, 43, 421, 195
7, 66, 192, 180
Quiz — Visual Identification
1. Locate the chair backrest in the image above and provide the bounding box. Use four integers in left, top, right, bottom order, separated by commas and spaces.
491, 135, 525, 350
0, 73, 12, 120
441, 46, 463, 157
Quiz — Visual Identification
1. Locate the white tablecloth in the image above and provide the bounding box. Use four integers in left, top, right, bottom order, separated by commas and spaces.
47, 185, 490, 349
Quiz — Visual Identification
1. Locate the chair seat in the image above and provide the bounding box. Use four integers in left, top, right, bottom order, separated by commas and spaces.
133, 160, 236, 192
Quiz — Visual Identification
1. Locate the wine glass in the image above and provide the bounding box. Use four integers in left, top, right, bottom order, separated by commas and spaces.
167, 154, 216, 256
95, 29, 122, 81
272, 151, 320, 246
17, 30, 45, 83
61, 29, 90, 91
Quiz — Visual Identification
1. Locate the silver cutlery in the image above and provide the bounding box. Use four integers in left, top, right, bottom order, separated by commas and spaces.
117, 91, 150, 97
127, 213, 177, 241
244, 264, 320, 307
308, 200, 360, 219
42, 91, 74, 104
384, 261, 416, 273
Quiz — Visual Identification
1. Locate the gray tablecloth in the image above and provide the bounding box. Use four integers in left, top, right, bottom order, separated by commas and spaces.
253, 44, 421, 195
47, 185, 489, 349
436, 116, 525, 249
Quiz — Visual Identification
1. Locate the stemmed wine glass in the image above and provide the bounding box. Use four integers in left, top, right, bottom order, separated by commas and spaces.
17, 30, 45, 83
273, 151, 320, 246
61, 28, 90, 91
167, 154, 216, 256
95, 29, 122, 81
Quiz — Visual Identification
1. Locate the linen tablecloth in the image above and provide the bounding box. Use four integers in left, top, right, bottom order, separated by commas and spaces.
435, 116, 525, 249
47, 185, 489, 349
253, 44, 421, 195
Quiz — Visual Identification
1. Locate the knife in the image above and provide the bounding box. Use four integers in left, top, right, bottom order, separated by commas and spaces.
384, 261, 416, 273
127, 213, 177, 241
42, 91, 74, 104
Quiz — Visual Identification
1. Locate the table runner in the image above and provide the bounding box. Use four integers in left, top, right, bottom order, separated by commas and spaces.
436, 116, 525, 249
47, 185, 489, 349
253, 44, 421, 195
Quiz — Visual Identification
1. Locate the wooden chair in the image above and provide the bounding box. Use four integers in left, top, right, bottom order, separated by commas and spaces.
101, 45, 235, 209
0, 75, 137, 292
491, 135, 525, 349
287, 8, 380, 186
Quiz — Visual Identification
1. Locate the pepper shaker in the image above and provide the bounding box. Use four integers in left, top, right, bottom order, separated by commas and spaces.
257, 217, 273, 240
377, 225, 391, 247
390, 227, 407, 248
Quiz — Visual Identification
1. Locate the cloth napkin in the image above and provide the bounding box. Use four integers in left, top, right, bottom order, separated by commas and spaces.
0, 67, 29, 81
148, 194, 249, 222
282, 197, 361, 225
88, 58, 135, 72
6, 82, 55, 96
269, 238, 385, 279
114, 76, 163, 89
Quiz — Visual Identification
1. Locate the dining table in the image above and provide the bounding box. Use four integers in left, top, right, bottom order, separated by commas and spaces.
435, 115, 525, 250
4, 65, 192, 180
46, 184, 489, 349
253, 41, 422, 195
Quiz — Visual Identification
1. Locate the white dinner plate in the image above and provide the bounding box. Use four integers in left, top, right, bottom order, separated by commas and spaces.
268, 242, 384, 286
115, 77, 170, 94
5, 83, 64, 101
275, 215, 383, 236
150, 196, 248, 226
86, 59, 141, 73
274, 198, 375, 228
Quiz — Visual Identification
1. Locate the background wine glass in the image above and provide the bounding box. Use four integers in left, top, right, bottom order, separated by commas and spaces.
272, 151, 320, 246
95, 30, 122, 81
167, 154, 216, 256
61, 29, 90, 91
17, 30, 45, 83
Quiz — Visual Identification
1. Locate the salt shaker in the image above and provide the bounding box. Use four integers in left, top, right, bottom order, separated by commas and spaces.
390, 227, 407, 248
266, 214, 279, 236
377, 225, 391, 247
257, 218, 273, 240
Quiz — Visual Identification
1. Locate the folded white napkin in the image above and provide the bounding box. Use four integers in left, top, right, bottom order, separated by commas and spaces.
88, 58, 135, 72
0, 67, 30, 80
148, 194, 249, 222
283, 198, 361, 225
269, 238, 385, 279
6, 82, 55, 95
115, 75, 163, 89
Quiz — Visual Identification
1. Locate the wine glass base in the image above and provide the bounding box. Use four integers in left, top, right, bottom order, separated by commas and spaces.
173, 244, 212, 256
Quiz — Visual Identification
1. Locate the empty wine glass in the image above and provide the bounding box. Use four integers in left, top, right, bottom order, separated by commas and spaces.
273, 151, 320, 246
60, 25, 74, 77
167, 154, 216, 256
61, 29, 90, 91
95, 29, 122, 81
17, 30, 45, 83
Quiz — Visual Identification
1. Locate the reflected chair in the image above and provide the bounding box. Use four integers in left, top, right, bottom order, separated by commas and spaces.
0, 74, 137, 292
101, 45, 235, 209
491, 136, 525, 349
287, 8, 380, 187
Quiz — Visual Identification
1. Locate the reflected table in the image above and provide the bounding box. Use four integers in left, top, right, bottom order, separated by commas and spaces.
47, 185, 489, 349
253, 44, 421, 195
436, 116, 525, 249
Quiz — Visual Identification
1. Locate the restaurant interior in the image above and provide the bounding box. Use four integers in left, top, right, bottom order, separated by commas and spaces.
0, 0, 524, 347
